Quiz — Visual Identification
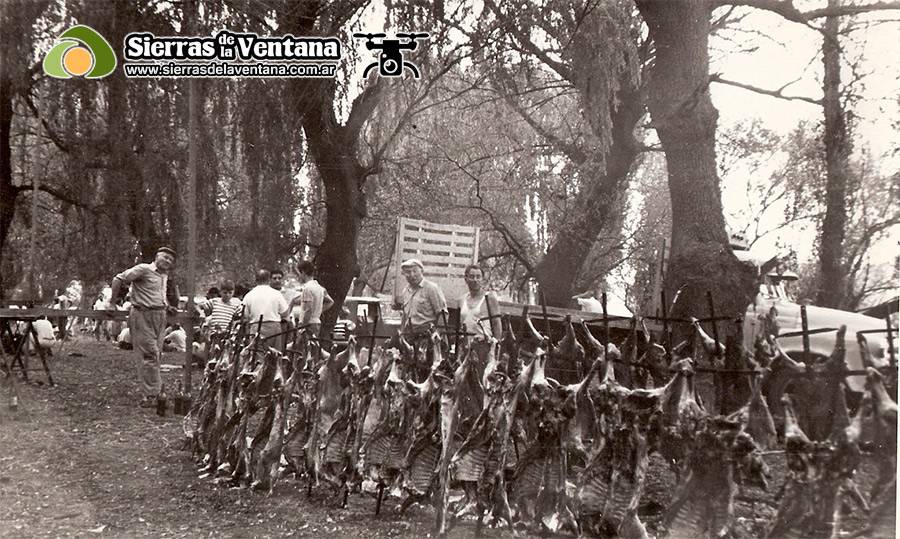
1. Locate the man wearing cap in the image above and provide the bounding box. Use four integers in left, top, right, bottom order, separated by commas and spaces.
110, 246, 177, 408
393, 258, 448, 340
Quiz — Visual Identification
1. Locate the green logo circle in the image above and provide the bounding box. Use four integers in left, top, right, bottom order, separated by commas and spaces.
43, 25, 117, 79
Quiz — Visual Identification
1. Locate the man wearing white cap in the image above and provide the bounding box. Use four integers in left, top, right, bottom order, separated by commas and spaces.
110, 246, 177, 409
393, 258, 448, 339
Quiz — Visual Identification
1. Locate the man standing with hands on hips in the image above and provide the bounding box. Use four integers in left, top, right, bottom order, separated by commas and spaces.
393, 258, 448, 341
110, 246, 178, 409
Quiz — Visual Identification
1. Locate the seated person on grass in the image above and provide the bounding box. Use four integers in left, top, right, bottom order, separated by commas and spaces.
117, 326, 133, 350
163, 324, 187, 353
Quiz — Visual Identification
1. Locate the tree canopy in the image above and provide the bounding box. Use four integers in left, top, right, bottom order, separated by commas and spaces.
1, 0, 896, 335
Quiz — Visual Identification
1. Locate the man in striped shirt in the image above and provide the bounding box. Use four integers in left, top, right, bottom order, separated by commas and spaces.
207, 280, 241, 333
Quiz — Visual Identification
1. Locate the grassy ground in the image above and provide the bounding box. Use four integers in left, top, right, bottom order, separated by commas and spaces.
0, 336, 888, 538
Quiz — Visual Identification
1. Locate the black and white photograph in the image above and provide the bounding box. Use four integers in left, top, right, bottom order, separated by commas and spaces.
0, 0, 897, 536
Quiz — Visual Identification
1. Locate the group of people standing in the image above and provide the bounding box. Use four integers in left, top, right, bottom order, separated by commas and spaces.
112, 247, 501, 409
393, 258, 502, 342
111, 248, 333, 409
235, 261, 334, 351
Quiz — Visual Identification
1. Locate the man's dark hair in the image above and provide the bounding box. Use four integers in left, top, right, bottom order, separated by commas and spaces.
206, 286, 220, 298
234, 283, 249, 298
271, 268, 284, 278
255, 269, 271, 284
220, 279, 235, 292
464, 264, 483, 277
296, 260, 315, 276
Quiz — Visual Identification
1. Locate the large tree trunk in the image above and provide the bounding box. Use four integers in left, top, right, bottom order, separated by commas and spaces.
102, 0, 160, 260
816, 3, 850, 309
103, 0, 132, 253
284, 1, 380, 336
302, 113, 366, 334
636, 0, 756, 335
532, 80, 643, 307
0, 25, 18, 286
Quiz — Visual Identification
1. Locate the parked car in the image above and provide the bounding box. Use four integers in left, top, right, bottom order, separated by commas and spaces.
341, 295, 402, 345
735, 244, 890, 393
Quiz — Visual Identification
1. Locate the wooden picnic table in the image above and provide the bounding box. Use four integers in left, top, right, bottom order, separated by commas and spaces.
0, 308, 197, 387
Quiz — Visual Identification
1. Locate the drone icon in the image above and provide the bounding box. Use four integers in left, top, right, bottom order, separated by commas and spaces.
353, 32, 429, 79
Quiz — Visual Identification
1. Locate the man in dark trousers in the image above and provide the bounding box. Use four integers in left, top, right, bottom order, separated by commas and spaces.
110, 247, 177, 408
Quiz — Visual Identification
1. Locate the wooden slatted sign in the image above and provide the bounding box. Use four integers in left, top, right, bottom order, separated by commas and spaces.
391, 217, 480, 306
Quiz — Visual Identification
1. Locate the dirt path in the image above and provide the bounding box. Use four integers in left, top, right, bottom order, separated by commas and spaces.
2, 337, 885, 538
0, 338, 457, 538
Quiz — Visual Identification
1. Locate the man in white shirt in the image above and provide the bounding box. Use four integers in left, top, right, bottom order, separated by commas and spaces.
294, 260, 334, 339
271, 268, 301, 324
30, 318, 56, 354
241, 269, 290, 349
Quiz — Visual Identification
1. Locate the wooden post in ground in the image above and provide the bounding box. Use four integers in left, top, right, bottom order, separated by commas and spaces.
183, 76, 198, 394
705, 290, 721, 353
800, 305, 810, 364
885, 314, 896, 368
540, 293, 551, 360
661, 291, 671, 363
368, 302, 379, 358
601, 292, 610, 357
375, 483, 385, 515
29, 154, 37, 302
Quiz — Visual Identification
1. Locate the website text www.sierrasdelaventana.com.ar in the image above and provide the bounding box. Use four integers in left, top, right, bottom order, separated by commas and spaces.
124, 61, 337, 78
123, 31, 341, 78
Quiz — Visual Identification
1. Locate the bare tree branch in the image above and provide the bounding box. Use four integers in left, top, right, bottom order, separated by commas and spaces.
711, 73, 822, 105
345, 79, 386, 139
15, 183, 91, 210
483, 0, 572, 80
803, 1, 900, 20
714, 0, 900, 23
436, 147, 536, 275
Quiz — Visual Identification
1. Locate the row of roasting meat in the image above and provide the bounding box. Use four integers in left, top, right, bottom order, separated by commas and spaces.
183, 316, 897, 538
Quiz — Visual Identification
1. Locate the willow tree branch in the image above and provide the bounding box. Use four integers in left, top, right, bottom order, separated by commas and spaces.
21, 89, 70, 153
345, 79, 386, 139
16, 183, 91, 209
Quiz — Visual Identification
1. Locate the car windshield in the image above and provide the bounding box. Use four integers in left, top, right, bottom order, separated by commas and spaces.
759, 278, 794, 301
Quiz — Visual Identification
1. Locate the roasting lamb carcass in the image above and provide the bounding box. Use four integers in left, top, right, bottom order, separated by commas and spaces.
861, 367, 897, 538
434, 338, 491, 535
766, 388, 866, 539
355, 346, 395, 473
359, 351, 411, 490
450, 346, 545, 531
252, 352, 287, 491
548, 315, 586, 385
317, 338, 368, 491
663, 416, 760, 539
726, 376, 777, 450
305, 341, 351, 487
510, 351, 582, 535
281, 340, 325, 479
655, 359, 706, 477
577, 393, 654, 539
690, 317, 725, 365
397, 366, 446, 514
